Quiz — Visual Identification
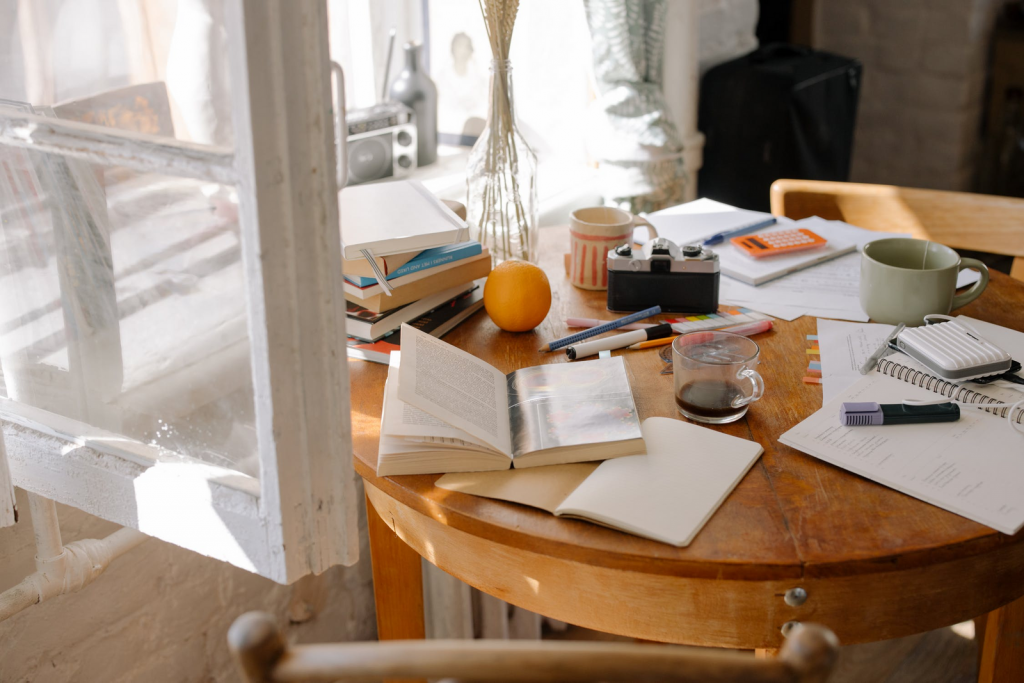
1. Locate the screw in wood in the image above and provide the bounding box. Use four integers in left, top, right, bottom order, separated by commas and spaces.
784, 587, 808, 606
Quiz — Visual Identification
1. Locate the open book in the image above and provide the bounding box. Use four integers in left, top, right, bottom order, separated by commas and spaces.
377, 324, 645, 475
436, 417, 764, 546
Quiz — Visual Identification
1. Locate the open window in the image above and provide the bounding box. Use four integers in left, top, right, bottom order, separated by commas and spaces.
0, 0, 356, 583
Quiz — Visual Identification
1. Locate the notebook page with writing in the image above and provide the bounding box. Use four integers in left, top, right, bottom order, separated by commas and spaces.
555, 417, 763, 546
779, 373, 1024, 534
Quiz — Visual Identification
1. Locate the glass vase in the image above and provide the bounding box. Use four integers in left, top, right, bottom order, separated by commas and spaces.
467, 59, 538, 264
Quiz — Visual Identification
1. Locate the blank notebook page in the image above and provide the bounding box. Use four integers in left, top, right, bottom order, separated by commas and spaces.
556, 417, 764, 546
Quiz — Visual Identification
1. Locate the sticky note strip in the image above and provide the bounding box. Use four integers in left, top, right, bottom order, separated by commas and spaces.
802, 376, 822, 384
806, 349, 820, 355
806, 369, 822, 377
808, 361, 821, 370
806, 335, 818, 341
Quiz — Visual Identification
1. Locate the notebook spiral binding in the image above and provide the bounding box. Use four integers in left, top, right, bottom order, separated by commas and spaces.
876, 357, 1024, 424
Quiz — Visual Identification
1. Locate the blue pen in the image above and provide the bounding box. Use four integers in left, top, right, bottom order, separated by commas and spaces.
702, 217, 777, 246
539, 306, 662, 352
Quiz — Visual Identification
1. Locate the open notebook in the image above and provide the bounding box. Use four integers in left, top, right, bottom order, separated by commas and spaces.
377, 324, 645, 475
436, 417, 764, 547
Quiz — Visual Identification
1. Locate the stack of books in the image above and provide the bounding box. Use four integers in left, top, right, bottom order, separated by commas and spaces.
341, 180, 492, 363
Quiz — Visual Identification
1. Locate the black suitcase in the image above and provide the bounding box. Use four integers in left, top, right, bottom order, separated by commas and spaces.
697, 44, 862, 212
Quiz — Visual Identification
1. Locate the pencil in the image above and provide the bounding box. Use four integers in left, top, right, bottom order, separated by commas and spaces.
628, 335, 677, 350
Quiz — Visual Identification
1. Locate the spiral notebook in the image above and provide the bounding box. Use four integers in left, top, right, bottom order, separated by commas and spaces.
780, 327, 1024, 533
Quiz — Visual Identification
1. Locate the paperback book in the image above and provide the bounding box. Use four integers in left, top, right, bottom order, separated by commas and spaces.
346, 281, 477, 342
347, 286, 485, 363
345, 241, 482, 287
377, 325, 645, 475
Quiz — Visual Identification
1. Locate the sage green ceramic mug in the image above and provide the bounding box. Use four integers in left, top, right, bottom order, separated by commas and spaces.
860, 238, 989, 326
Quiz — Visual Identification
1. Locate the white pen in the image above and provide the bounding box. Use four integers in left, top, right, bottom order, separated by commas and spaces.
859, 323, 905, 375
566, 324, 674, 361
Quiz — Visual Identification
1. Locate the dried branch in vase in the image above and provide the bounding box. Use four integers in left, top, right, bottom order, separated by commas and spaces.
468, 0, 537, 264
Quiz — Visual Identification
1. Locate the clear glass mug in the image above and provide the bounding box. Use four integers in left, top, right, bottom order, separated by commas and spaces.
672, 331, 765, 424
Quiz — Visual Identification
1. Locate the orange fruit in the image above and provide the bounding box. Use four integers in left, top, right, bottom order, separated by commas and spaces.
483, 260, 552, 332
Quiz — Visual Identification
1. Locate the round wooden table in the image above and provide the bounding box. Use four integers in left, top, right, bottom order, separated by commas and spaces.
351, 227, 1024, 679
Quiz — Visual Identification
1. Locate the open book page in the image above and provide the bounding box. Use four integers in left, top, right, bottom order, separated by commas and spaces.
398, 324, 512, 455
506, 357, 641, 458
555, 417, 763, 547
779, 373, 1024, 534
436, 464, 599, 514
382, 355, 500, 453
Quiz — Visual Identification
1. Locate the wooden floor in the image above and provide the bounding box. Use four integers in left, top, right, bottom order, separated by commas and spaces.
545, 621, 979, 683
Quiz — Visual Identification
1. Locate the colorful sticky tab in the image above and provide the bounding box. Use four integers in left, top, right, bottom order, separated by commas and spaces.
808, 360, 821, 370
806, 349, 820, 355
806, 335, 818, 341
802, 376, 822, 384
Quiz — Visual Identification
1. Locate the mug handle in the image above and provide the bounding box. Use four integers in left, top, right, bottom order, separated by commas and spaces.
951, 258, 989, 310
733, 367, 765, 407
631, 215, 658, 243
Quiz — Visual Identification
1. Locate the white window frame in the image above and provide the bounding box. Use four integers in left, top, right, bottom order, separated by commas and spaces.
0, 0, 355, 584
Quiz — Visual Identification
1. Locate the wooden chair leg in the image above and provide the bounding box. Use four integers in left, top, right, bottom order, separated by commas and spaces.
979, 594, 1024, 683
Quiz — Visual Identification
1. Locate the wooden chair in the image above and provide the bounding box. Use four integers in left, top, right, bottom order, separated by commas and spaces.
769, 180, 1024, 281
228, 611, 839, 683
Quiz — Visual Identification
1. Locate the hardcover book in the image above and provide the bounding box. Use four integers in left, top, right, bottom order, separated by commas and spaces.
345, 241, 483, 287
377, 325, 645, 475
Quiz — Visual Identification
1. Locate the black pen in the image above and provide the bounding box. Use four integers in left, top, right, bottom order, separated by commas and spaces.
565, 323, 674, 361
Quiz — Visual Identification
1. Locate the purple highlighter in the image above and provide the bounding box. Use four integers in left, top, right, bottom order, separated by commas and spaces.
840, 401, 960, 426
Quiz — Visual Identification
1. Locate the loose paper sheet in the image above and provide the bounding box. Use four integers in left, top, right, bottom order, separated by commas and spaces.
816, 319, 896, 405
780, 373, 1024, 534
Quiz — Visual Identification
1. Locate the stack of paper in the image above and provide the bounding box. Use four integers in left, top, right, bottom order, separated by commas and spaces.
637, 198, 992, 322
717, 216, 912, 321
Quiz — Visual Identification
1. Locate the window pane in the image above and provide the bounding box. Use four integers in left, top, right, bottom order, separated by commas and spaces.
2, 0, 235, 148
0, 140, 257, 477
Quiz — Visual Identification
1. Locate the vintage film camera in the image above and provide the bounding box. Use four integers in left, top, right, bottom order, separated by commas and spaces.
345, 102, 418, 185
607, 238, 720, 313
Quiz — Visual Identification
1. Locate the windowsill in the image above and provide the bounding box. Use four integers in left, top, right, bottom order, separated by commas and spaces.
411, 144, 601, 228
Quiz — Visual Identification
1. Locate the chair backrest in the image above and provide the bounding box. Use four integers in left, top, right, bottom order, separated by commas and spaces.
228, 611, 839, 683
770, 179, 1024, 281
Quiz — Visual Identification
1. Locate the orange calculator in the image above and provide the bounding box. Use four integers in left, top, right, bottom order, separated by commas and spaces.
731, 228, 828, 259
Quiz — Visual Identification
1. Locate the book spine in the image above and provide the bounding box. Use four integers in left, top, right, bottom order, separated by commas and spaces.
347, 244, 481, 287
875, 358, 1024, 424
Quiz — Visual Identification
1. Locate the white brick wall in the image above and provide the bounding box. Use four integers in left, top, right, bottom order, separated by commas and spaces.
815, 0, 1010, 190
0, 487, 376, 682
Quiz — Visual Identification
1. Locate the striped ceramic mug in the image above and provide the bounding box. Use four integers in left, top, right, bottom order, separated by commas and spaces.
569, 207, 658, 290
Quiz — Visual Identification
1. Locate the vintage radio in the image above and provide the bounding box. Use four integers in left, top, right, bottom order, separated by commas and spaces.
345, 102, 418, 185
